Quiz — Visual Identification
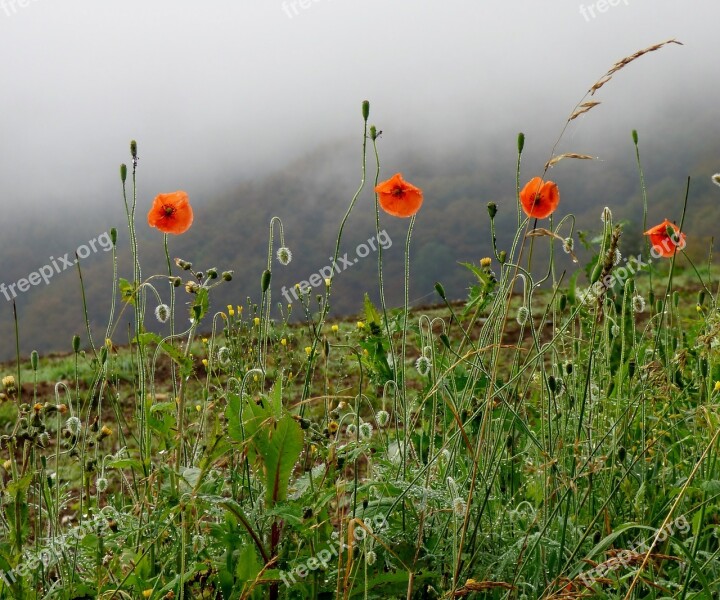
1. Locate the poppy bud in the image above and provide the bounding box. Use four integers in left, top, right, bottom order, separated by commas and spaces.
558, 294, 567, 312
565, 362, 573, 375
120, 164, 127, 183
487, 202, 497, 219
648, 289, 655, 307
439, 333, 451, 350
517, 132, 525, 154
434, 282, 446, 300
207, 268, 218, 279
130, 140, 137, 159
632, 130, 639, 145
110, 228, 117, 245
261, 270, 271, 293
31, 350, 39, 372
72, 335, 81, 353
172, 276, 182, 287
362, 100, 370, 122
369, 125, 377, 140
548, 375, 557, 393
672, 291, 680, 307
698, 290, 705, 306
628, 360, 636, 379
222, 271, 233, 281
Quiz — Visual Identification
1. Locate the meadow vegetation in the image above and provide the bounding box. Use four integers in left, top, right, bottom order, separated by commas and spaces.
1, 40, 719, 599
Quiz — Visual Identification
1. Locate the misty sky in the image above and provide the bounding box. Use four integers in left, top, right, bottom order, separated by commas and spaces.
0, 0, 718, 217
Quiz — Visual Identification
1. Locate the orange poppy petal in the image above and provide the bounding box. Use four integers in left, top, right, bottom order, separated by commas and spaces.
374, 173, 423, 218
519, 177, 559, 219
148, 191, 193, 235
644, 219, 686, 257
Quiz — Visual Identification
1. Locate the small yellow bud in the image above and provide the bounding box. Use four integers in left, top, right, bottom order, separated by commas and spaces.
202, 338, 208, 344
305, 346, 312, 356
697, 305, 702, 312
100, 426, 113, 439
228, 308, 235, 317
325, 278, 332, 287
195, 404, 202, 412
227, 304, 233, 312
714, 381, 720, 392
254, 317, 261, 326
142, 591, 152, 599
3, 460, 11, 470
105, 338, 113, 348
253, 374, 259, 382
331, 324, 339, 333
237, 305, 243, 313
201, 359, 208, 367
281, 338, 287, 346
356, 321, 365, 329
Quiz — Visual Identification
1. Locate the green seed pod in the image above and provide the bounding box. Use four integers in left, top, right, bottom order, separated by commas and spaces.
369, 125, 377, 140
207, 268, 218, 280
618, 446, 627, 461
559, 294, 567, 312
628, 360, 636, 379
648, 289, 655, 307
439, 333, 451, 350
590, 259, 603, 284
110, 228, 117, 245
31, 350, 39, 372
361, 100, 370, 122
517, 132, 525, 154
72, 335, 81, 353
130, 140, 137, 159
698, 290, 706, 306
632, 130, 638, 145
487, 202, 497, 219
434, 282, 446, 300
261, 269, 271, 293
222, 271, 233, 281
323, 338, 330, 358
120, 164, 127, 183
672, 291, 680, 307
655, 299, 662, 314
565, 362, 573, 375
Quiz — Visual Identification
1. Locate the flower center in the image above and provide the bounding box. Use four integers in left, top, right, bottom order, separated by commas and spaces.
163, 204, 176, 217
391, 186, 405, 197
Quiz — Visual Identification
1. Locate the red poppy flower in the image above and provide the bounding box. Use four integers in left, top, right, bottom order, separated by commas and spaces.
644, 219, 686, 258
147, 191, 193, 235
374, 173, 423, 218
519, 177, 559, 219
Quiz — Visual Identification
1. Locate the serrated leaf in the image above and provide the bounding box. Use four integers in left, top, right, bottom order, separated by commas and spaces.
118, 278, 136, 306
363, 293, 381, 326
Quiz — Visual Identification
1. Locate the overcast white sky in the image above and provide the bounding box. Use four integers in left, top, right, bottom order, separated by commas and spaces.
0, 0, 717, 216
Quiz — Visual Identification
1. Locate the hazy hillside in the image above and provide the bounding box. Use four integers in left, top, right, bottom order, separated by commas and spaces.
1, 123, 718, 361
